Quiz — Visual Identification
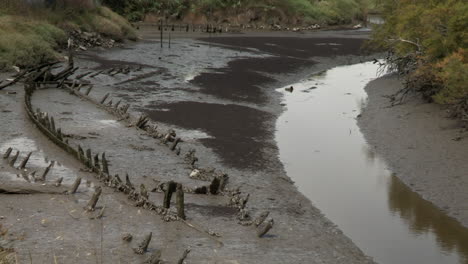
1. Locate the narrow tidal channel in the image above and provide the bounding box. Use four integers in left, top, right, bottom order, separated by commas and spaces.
275, 62, 468, 264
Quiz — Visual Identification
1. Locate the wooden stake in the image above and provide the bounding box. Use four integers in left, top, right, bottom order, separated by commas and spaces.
254, 211, 270, 227
257, 219, 274, 238
134, 232, 152, 254
39, 162, 53, 181
55, 177, 63, 187
70, 177, 82, 194
100, 93, 110, 104
3, 147, 12, 159
163, 181, 177, 208
18, 152, 32, 169
9, 150, 19, 166
209, 177, 220, 195
85, 86, 93, 95
86, 149, 92, 168
101, 153, 109, 175
94, 154, 100, 170
85, 186, 102, 211
177, 249, 191, 264
176, 183, 185, 220
170, 137, 181, 151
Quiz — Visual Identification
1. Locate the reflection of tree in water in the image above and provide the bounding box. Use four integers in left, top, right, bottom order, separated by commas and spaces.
388, 175, 468, 261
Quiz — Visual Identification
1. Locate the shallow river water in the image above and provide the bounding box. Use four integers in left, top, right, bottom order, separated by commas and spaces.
276, 62, 468, 264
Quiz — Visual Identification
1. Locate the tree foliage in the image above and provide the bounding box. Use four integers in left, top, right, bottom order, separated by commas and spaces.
373, 0, 468, 115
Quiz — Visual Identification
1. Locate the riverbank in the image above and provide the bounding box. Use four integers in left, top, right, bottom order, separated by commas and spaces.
358, 75, 468, 228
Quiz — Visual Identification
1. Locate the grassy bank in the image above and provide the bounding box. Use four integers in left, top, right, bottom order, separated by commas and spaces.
0, 3, 136, 71
103, 0, 375, 25
372, 0, 467, 118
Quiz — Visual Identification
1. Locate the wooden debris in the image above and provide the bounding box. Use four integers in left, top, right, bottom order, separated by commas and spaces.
176, 183, 185, 220
70, 177, 82, 194
85, 85, 93, 95
3, 147, 12, 159
100, 93, 110, 104
86, 149, 92, 168
18, 152, 32, 170
163, 181, 177, 208
122, 233, 133, 242
38, 162, 53, 182
85, 186, 102, 211
209, 177, 220, 195
93, 154, 100, 170
254, 211, 270, 227
125, 173, 134, 189
177, 249, 191, 264
55, 177, 63, 187
134, 232, 152, 254
144, 250, 161, 264
9, 150, 19, 167
170, 137, 181, 151
0, 182, 67, 194
257, 219, 274, 238
140, 184, 149, 199
101, 153, 109, 174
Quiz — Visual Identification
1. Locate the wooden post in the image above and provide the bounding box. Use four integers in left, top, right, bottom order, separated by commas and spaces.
85, 86, 93, 95
78, 145, 85, 162
85, 186, 102, 211
160, 20, 163, 49
209, 176, 220, 195
134, 232, 152, 254
169, 33, 171, 49
125, 173, 134, 189
176, 183, 185, 220
170, 137, 181, 151
9, 150, 19, 166
177, 249, 191, 264
3, 147, 12, 159
145, 250, 161, 264
55, 177, 63, 187
102, 152, 109, 175
94, 154, 100, 170
254, 211, 270, 227
257, 219, 274, 238
39, 162, 53, 181
163, 181, 177, 208
70, 177, 82, 194
100, 93, 110, 104
140, 184, 148, 199
57, 128, 63, 141
86, 149, 92, 168
18, 152, 32, 169
50, 117, 56, 133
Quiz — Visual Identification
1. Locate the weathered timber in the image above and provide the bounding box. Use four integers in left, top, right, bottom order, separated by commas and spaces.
0, 182, 67, 194
70, 177, 82, 194
17, 152, 32, 170
38, 162, 53, 182
177, 249, 191, 264
101, 153, 109, 174
85, 186, 102, 211
134, 232, 152, 254
86, 149, 93, 168
163, 181, 177, 208
144, 250, 161, 264
140, 184, 149, 199
176, 183, 186, 220
254, 211, 270, 227
257, 219, 274, 238
100, 93, 110, 104
9, 150, 19, 167
50, 117, 56, 132
170, 138, 181, 151
93, 154, 100, 170
125, 173, 134, 189
3, 147, 12, 159
193, 186, 208, 194
55, 177, 63, 187
209, 177, 221, 195
85, 85, 93, 95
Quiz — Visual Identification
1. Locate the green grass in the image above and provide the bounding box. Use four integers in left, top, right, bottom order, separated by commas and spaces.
0, 4, 136, 71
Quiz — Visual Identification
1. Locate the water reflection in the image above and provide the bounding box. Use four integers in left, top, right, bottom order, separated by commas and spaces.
388, 175, 468, 262
276, 62, 468, 264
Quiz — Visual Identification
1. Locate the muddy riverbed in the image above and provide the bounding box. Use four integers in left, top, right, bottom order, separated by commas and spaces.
1, 29, 376, 263
2, 27, 466, 264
